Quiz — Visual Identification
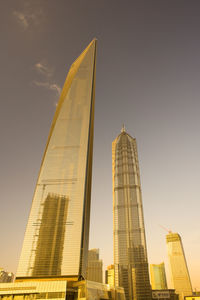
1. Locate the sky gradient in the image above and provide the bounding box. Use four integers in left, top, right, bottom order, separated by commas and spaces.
1, 0, 200, 290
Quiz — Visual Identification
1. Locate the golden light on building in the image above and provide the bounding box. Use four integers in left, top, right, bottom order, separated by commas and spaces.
112, 127, 151, 300
16, 39, 97, 281
105, 265, 115, 286
150, 262, 168, 290
166, 232, 193, 300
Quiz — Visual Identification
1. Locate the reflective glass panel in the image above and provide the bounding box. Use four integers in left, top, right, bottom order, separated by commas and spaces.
17, 40, 96, 278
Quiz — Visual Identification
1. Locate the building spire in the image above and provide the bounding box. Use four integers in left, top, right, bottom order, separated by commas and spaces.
121, 124, 126, 133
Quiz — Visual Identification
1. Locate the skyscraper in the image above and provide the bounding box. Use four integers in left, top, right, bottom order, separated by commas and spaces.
150, 263, 168, 290
166, 232, 193, 300
16, 39, 97, 281
112, 127, 151, 300
86, 249, 103, 283
0, 39, 126, 300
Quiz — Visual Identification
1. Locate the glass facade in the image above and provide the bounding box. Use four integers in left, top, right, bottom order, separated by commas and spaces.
150, 263, 168, 290
0, 280, 67, 300
0, 280, 125, 300
86, 249, 103, 283
105, 265, 115, 286
16, 39, 97, 280
166, 232, 193, 300
112, 128, 151, 300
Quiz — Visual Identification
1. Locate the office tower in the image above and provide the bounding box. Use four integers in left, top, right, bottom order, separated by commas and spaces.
86, 249, 103, 283
16, 39, 97, 281
105, 265, 115, 286
0, 40, 126, 300
112, 127, 151, 300
166, 232, 193, 300
0, 268, 14, 283
150, 263, 168, 290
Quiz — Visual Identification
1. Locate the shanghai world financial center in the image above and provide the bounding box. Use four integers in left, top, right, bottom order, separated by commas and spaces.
1, 40, 152, 300
17, 39, 96, 281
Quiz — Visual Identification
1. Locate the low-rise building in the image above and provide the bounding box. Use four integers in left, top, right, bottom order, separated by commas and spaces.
0, 268, 14, 283
0, 279, 125, 300
152, 289, 179, 300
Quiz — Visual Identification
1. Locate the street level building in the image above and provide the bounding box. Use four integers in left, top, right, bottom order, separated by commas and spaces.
152, 289, 178, 300
105, 265, 115, 286
86, 249, 103, 283
150, 263, 168, 290
0, 268, 14, 283
0, 280, 125, 300
166, 232, 193, 300
184, 297, 200, 300
112, 127, 151, 300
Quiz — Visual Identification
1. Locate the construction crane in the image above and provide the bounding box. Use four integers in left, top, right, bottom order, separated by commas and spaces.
159, 224, 172, 234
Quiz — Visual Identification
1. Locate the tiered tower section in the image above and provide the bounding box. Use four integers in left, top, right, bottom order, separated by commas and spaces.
112, 128, 151, 300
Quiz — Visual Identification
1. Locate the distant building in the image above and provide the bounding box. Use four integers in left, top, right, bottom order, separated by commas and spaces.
0, 268, 14, 283
112, 127, 151, 300
87, 249, 103, 283
166, 232, 193, 300
150, 262, 168, 290
152, 289, 179, 300
105, 265, 114, 286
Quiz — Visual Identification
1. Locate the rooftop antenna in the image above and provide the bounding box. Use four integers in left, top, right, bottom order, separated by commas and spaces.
159, 224, 172, 234
121, 124, 126, 133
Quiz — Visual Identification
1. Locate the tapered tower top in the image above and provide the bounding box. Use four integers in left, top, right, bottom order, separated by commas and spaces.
121, 124, 126, 133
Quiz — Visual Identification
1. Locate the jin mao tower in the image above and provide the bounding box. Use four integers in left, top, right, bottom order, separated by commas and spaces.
112, 127, 151, 300
16, 39, 97, 281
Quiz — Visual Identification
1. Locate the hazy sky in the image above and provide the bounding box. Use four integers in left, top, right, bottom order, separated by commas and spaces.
1, 0, 200, 290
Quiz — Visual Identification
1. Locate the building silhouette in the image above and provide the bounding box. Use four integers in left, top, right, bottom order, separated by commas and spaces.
86, 249, 103, 283
166, 232, 193, 300
16, 39, 97, 281
112, 127, 151, 300
150, 263, 168, 290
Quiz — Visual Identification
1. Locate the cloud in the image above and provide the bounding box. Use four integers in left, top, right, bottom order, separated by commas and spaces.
13, 11, 28, 29
49, 84, 62, 95
33, 61, 61, 98
13, 2, 44, 30
33, 81, 61, 97
34, 62, 53, 78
